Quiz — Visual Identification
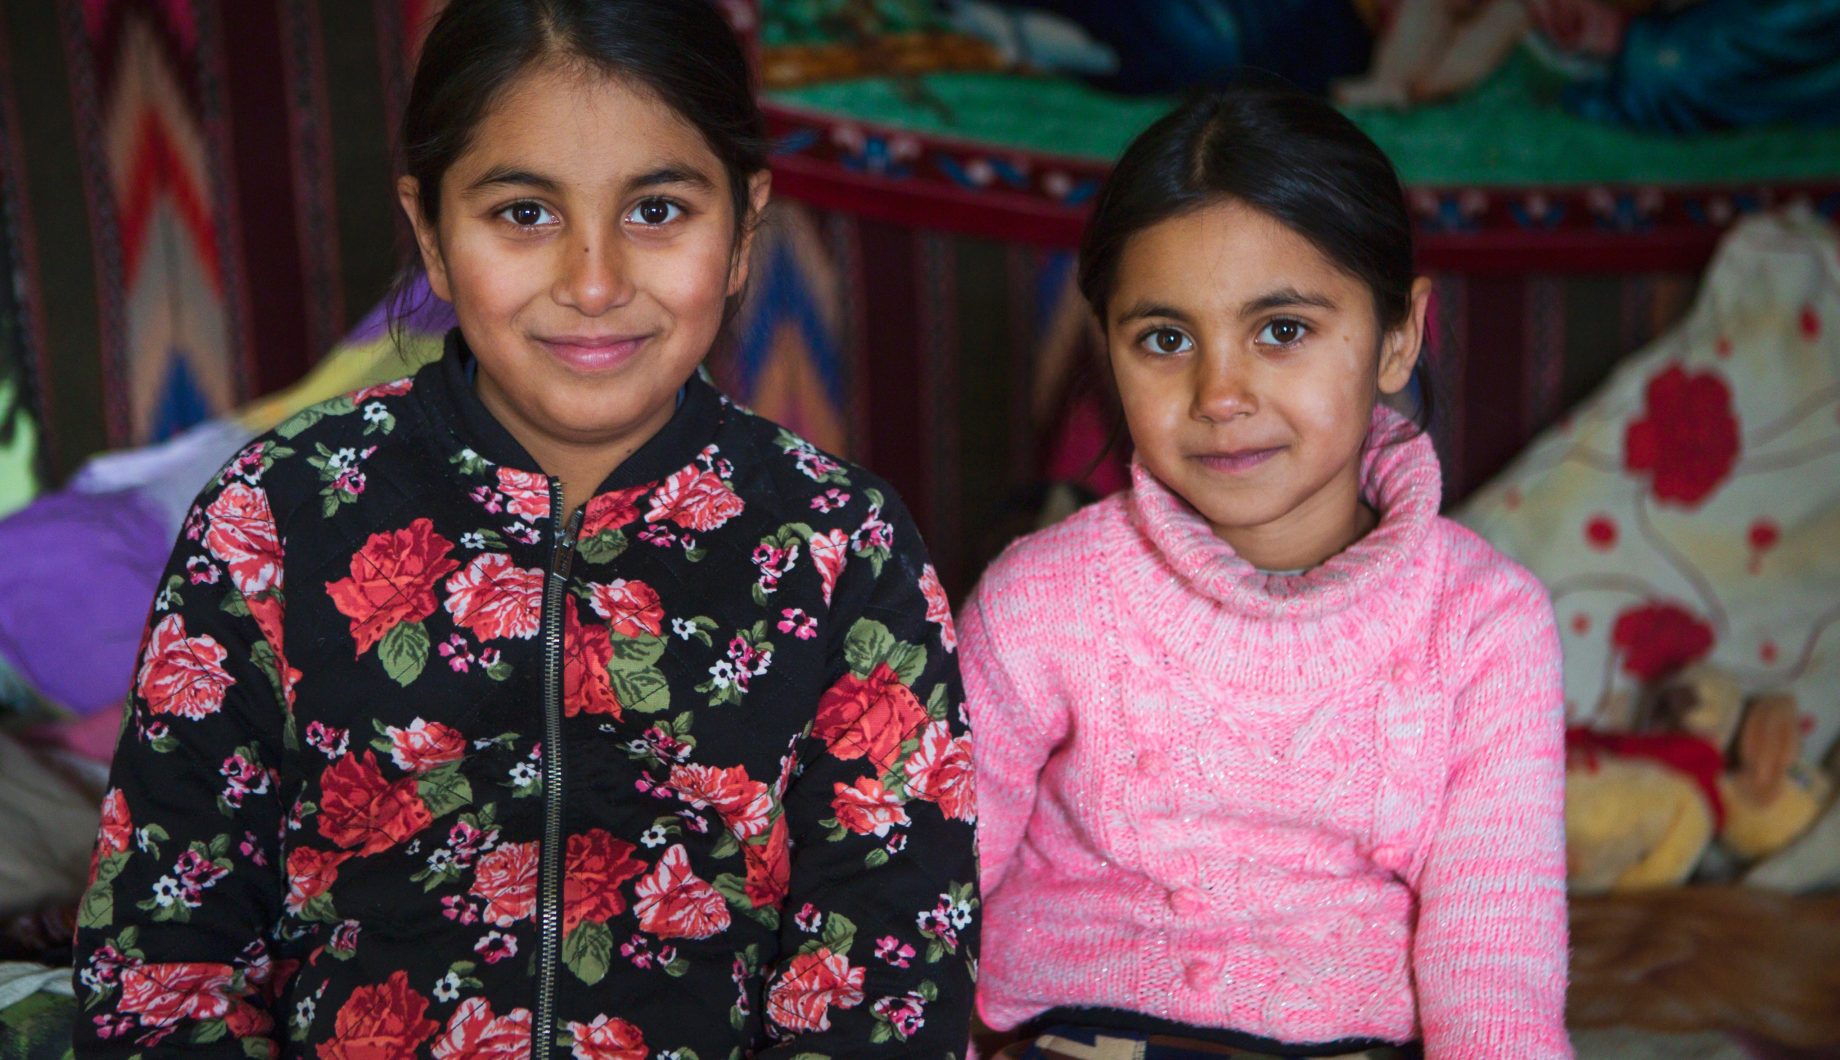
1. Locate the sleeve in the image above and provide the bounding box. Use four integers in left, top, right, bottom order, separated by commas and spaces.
1410, 572, 1573, 1059
757, 487, 979, 1057
956, 579, 1065, 897
71, 478, 293, 1058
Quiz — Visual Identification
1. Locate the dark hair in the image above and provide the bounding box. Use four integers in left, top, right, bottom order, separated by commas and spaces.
1077, 77, 1434, 432
388, 0, 769, 343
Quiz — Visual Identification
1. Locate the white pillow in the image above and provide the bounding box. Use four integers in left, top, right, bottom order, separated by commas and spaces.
1457, 209, 1840, 759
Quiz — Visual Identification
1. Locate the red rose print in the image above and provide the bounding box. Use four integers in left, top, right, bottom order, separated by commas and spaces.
1611, 601, 1716, 682
903, 719, 976, 822
383, 718, 467, 774
116, 961, 236, 1027
326, 519, 461, 655
566, 1014, 648, 1060
319, 970, 439, 1060
495, 467, 554, 523
831, 776, 910, 837
204, 483, 283, 596
765, 947, 865, 1034
1623, 365, 1741, 507
97, 788, 132, 858
444, 552, 544, 642
812, 662, 929, 773
284, 846, 352, 914
470, 841, 539, 927
645, 464, 745, 532
633, 844, 731, 940
431, 997, 531, 1060
918, 563, 956, 652
562, 829, 646, 933
668, 763, 772, 840
563, 608, 622, 719
351, 378, 413, 404
809, 529, 848, 606
581, 483, 652, 537
246, 593, 301, 709
224, 998, 274, 1040
137, 613, 235, 720
316, 751, 433, 856
743, 815, 791, 909
587, 578, 665, 638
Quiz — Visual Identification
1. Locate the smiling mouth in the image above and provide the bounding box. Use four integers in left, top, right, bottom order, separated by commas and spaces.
535, 334, 649, 373
1193, 447, 1283, 473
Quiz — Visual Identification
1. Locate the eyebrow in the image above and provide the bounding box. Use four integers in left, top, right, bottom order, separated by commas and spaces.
1115, 301, 1194, 326
1240, 286, 1338, 316
461, 163, 718, 197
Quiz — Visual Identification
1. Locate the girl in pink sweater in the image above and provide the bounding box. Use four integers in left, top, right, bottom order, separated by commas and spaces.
961, 82, 1571, 1059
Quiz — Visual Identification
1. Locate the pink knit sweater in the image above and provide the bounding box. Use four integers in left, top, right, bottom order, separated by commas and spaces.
961, 411, 1571, 1058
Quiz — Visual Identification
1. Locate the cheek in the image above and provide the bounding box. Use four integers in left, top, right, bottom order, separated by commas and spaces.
646, 236, 739, 316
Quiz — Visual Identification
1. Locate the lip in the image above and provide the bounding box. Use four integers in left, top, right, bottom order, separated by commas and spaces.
1192, 446, 1283, 474
534, 333, 649, 373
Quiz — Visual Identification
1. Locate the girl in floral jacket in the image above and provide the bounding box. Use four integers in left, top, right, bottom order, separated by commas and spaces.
70, 2, 977, 1056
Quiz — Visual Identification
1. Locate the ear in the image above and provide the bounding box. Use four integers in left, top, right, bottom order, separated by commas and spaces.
726, 170, 774, 298
397, 175, 452, 303
1378, 276, 1433, 396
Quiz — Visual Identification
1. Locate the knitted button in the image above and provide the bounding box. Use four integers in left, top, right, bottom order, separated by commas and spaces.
1183, 958, 1216, 990
1391, 658, 1419, 684
1136, 750, 1169, 775
1167, 887, 1206, 915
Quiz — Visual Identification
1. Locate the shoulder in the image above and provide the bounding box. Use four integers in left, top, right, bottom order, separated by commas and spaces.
1431, 518, 1559, 672
715, 395, 916, 538
961, 492, 1125, 644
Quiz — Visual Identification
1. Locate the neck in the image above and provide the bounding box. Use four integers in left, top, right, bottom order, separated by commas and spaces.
475, 375, 674, 518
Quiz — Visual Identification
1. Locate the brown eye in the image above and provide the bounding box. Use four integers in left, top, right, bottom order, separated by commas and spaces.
501, 201, 552, 227
1257, 319, 1307, 346
629, 198, 682, 226
1145, 328, 1192, 356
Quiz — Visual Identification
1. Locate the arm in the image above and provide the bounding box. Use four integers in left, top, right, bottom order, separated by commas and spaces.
758, 489, 978, 1056
1411, 572, 1572, 1059
956, 580, 1064, 897
71, 478, 292, 1057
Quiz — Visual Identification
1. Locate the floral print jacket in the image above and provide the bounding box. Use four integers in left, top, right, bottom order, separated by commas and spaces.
71, 338, 978, 1059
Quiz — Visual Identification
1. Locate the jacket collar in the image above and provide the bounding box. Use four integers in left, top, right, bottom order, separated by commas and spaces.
421, 328, 726, 494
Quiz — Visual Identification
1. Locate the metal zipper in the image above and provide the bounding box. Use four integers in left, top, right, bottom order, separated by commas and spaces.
534, 482, 582, 1058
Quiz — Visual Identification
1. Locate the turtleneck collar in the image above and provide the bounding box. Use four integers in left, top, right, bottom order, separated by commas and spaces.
420, 328, 726, 496
1110, 404, 1446, 691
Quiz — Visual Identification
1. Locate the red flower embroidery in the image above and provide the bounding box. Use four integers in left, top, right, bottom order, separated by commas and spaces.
765, 947, 865, 1034
813, 663, 929, 773
444, 552, 544, 642
562, 829, 646, 933
633, 844, 731, 940
668, 763, 772, 840
326, 519, 460, 655
204, 483, 283, 596
563, 608, 622, 719
246, 593, 301, 710
831, 776, 910, 837
96, 788, 131, 858
1611, 601, 1716, 682
808, 529, 848, 606
904, 719, 976, 823
645, 464, 745, 532
469, 841, 539, 927
918, 563, 956, 652
1623, 365, 1741, 507
319, 970, 439, 1060
431, 997, 531, 1060
743, 815, 791, 909
137, 613, 235, 720
351, 378, 413, 404
581, 483, 652, 537
566, 1014, 648, 1060
587, 578, 665, 638
115, 962, 237, 1027
284, 846, 352, 914
495, 467, 553, 523
316, 751, 433, 856
383, 718, 467, 775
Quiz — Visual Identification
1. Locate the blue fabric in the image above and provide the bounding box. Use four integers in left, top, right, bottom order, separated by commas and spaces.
1564, 0, 1840, 132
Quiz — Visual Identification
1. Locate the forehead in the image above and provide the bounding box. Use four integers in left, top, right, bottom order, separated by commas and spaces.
447, 61, 724, 189
1111, 200, 1367, 312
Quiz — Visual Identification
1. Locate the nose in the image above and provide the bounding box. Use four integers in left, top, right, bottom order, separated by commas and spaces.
553, 230, 634, 316
1192, 354, 1257, 423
